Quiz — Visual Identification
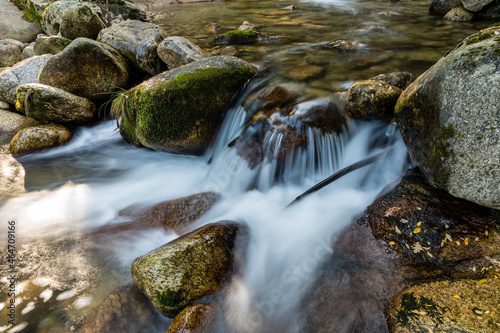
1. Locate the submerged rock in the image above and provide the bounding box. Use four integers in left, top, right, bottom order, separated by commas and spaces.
167, 303, 217, 333
98, 20, 167, 76
16, 83, 96, 125
157, 36, 206, 69
0, 54, 52, 104
38, 38, 129, 101
10, 124, 72, 154
59, 2, 106, 39
33, 35, 72, 55
211, 29, 268, 45
286, 65, 326, 81
131, 222, 240, 318
112, 56, 257, 155
395, 27, 500, 209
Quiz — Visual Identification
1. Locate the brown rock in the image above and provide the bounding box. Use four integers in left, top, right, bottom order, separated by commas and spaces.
167, 303, 217, 333
9, 124, 72, 154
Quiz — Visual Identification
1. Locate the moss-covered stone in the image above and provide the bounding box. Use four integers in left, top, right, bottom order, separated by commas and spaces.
211, 29, 268, 45
9, 124, 72, 154
33, 35, 72, 55
111, 56, 256, 155
59, 3, 106, 39
131, 222, 240, 318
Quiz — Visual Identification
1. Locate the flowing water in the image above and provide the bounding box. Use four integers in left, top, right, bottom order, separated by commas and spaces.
0, 0, 492, 332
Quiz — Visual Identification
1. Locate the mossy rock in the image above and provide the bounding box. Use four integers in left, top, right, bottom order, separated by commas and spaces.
111, 56, 257, 155
395, 26, 500, 209
210, 29, 268, 45
59, 3, 106, 39
41, 1, 104, 36
131, 222, 240, 318
167, 303, 217, 333
9, 124, 72, 154
38, 37, 129, 101
16, 83, 96, 125
33, 35, 72, 55
0, 44, 22, 67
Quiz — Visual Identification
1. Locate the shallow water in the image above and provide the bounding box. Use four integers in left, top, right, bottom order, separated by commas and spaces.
0, 0, 492, 332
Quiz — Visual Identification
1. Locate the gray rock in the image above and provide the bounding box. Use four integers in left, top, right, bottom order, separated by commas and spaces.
0, 54, 52, 104
1, 38, 26, 50
395, 27, 500, 209
21, 45, 36, 59
157, 36, 205, 69
33, 35, 72, 55
42, 0, 104, 36
0, 0, 42, 43
475, 3, 500, 20
98, 20, 167, 76
10, 124, 72, 154
0, 43, 22, 67
16, 83, 96, 125
461, 0, 495, 12
131, 222, 240, 318
0, 100, 10, 110
38, 38, 129, 101
444, 6, 474, 21
429, 0, 462, 15
59, 2, 106, 39
0, 110, 40, 144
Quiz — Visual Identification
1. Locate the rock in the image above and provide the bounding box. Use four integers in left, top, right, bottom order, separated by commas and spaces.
286, 65, 326, 81
21, 45, 36, 59
0, 100, 10, 110
359, 171, 500, 280
0, 0, 42, 43
2, 38, 26, 50
131, 222, 240, 318
325, 40, 357, 50
387, 272, 500, 333
111, 56, 257, 155
41, 1, 104, 36
395, 27, 500, 209
444, 6, 474, 21
211, 30, 268, 45
0, 110, 40, 144
80, 284, 170, 333
9, 124, 72, 154
167, 303, 217, 333
157, 36, 206, 69
33, 35, 72, 55
238, 21, 256, 31
0, 54, 52, 104
38, 38, 129, 101
97, 0, 148, 21
59, 2, 106, 39
345, 72, 413, 120
15, 83, 96, 124
97, 20, 167, 76
119, 192, 220, 233
475, 3, 500, 20
203, 22, 220, 34
461, 0, 495, 12
0, 43, 22, 67
429, 0, 462, 15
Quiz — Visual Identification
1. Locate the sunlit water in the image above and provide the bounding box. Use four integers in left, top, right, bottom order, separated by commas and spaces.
0, 0, 491, 332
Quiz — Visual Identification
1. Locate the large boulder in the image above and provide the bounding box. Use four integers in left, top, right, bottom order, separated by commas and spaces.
38, 38, 129, 101
461, 0, 495, 12
395, 27, 500, 209
429, 0, 463, 15
9, 124, 72, 154
33, 35, 72, 55
0, 54, 52, 104
0, 0, 42, 43
111, 56, 257, 155
59, 2, 106, 39
131, 222, 240, 318
157, 36, 206, 69
15, 83, 96, 124
97, 20, 167, 76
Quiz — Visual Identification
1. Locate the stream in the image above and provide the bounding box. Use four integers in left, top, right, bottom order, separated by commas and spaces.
0, 0, 491, 332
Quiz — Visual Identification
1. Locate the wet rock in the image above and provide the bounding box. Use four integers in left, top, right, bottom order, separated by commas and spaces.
325, 39, 357, 50
21, 45, 36, 59
157, 36, 206, 69
395, 27, 500, 209
111, 56, 256, 155
444, 6, 474, 21
429, 0, 462, 15
475, 3, 500, 20
80, 284, 170, 333
15, 83, 96, 125
38, 38, 129, 101
238, 21, 256, 31
9, 124, 72, 154
0, 110, 40, 144
359, 171, 500, 280
387, 271, 500, 332
59, 2, 106, 39
97, 20, 167, 76
119, 192, 221, 233
211, 30, 268, 45
0, 41, 22, 67
131, 222, 240, 318
345, 72, 415, 120
0, 54, 52, 104
461, 0, 495, 12
286, 65, 326, 81
167, 303, 217, 333
203, 22, 220, 34
0, 0, 42, 42
33, 35, 72, 55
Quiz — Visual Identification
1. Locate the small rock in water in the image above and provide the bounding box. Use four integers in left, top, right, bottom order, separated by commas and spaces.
157, 36, 206, 69
203, 22, 221, 33
167, 303, 217, 333
9, 124, 72, 155
286, 65, 326, 81
238, 21, 256, 31
325, 39, 357, 50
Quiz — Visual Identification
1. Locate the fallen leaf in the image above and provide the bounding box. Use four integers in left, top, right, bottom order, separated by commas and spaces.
395, 226, 402, 234
414, 227, 421, 234
416, 207, 422, 210
453, 295, 461, 299
384, 207, 401, 217
417, 221, 422, 226
456, 240, 460, 246
446, 234, 452, 242
465, 239, 469, 245
400, 219, 408, 223
413, 242, 423, 253
479, 279, 487, 284
445, 224, 449, 229
389, 241, 396, 245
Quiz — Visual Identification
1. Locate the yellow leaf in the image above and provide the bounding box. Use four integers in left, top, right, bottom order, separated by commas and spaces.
389, 241, 396, 245
456, 241, 460, 245
479, 279, 487, 284
465, 239, 469, 245
417, 207, 422, 210
453, 295, 461, 299
414, 228, 421, 233
417, 221, 422, 226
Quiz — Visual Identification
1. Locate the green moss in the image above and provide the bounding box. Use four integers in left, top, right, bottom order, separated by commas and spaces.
226, 29, 256, 37
466, 32, 493, 45
11, 0, 42, 23
488, 22, 500, 27
156, 288, 184, 307
396, 292, 445, 327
